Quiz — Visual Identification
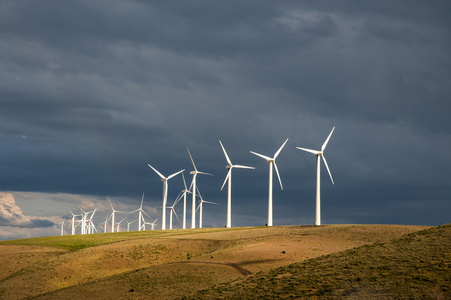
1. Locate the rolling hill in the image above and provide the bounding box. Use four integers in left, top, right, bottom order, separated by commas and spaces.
0, 224, 448, 299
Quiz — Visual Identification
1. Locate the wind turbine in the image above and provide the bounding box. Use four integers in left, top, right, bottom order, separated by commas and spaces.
98, 214, 110, 233
187, 148, 213, 229
68, 208, 80, 235
195, 187, 219, 229
60, 218, 65, 236
179, 172, 192, 229
297, 127, 335, 226
167, 199, 181, 230
116, 217, 127, 232
125, 219, 136, 232
144, 218, 158, 230
148, 164, 184, 230
129, 192, 148, 231
107, 197, 126, 233
250, 138, 289, 227
87, 208, 97, 234
77, 205, 88, 234
219, 140, 255, 228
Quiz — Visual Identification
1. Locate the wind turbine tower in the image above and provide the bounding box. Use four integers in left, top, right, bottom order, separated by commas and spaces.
107, 197, 125, 233
219, 140, 254, 228
250, 138, 289, 227
195, 187, 219, 229
297, 127, 335, 226
187, 148, 213, 229
148, 164, 184, 230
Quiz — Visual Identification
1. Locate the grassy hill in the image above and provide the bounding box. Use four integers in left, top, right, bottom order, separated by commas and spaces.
192, 224, 451, 299
0, 224, 447, 299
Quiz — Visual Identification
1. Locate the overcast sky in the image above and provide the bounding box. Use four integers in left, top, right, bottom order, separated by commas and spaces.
1, 1, 450, 240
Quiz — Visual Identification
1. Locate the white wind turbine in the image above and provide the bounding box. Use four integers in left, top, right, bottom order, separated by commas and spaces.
116, 217, 127, 232
98, 214, 110, 233
87, 208, 97, 234
187, 148, 213, 229
297, 127, 335, 226
60, 218, 65, 236
129, 192, 149, 231
179, 172, 192, 229
144, 218, 158, 230
125, 219, 136, 232
250, 138, 289, 227
77, 205, 89, 235
148, 164, 184, 231
167, 199, 181, 230
107, 197, 126, 233
219, 140, 255, 228
68, 208, 80, 235
195, 187, 219, 229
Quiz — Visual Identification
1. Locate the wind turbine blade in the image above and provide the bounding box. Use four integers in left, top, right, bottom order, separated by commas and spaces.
173, 191, 183, 206
274, 138, 289, 159
187, 148, 197, 171
182, 171, 188, 190
107, 196, 114, 210
148, 164, 166, 179
234, 165, 255, 169
198, 171, 214, 176
142, 210, 151, 219
168, 169, 185, 180
273, 161, 284, 190
296, 147, 321, 155
203, 200, 219, 205
250, 151, 272, 161
188, 176, 195, 193
173, 209, 181, 224
140, 191, 145, 209
321, 155, 335, 185
219, 140, 232, 165
220, 169, 231, 191
321, 126, 335, 152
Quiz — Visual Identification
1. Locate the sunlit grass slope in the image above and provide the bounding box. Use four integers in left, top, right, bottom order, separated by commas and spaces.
192, 224, 451, 299
0, 226, 250, 250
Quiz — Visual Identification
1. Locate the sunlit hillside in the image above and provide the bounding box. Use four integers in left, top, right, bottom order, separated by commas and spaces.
1, 224, 447, 299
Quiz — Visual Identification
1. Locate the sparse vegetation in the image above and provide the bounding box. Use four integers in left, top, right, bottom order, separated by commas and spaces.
191, 224, 451, 299
0, 224, 445, 299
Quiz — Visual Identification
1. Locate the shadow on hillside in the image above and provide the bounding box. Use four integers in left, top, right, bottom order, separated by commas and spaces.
176, 259, 282, 276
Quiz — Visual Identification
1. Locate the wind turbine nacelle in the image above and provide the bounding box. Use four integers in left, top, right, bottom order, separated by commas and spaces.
190, 171, 196, 175
226, 165, 232, 169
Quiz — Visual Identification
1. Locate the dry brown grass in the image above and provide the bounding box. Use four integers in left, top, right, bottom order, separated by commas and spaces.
0, 224, 429, 299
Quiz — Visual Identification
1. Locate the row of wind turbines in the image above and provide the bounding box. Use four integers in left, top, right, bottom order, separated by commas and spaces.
148, 126, 336, 230
61, 127, 336, 235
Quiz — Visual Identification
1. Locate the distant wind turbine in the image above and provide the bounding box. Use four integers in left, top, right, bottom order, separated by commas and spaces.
125, 219, 136, 232
219, 140, 254, 228
187, 148, 213, 229
297, 127, 335, 226
179, 172, 192, 229
250, 138, 289, 227
144, 218, 158, 230
167, 198, 181, 230
60, 218, 65, 236
195, 187, 219, 229
107, 197, 126, 233
129, 192, 149, 231
148, 164, 184, 230
68, 208, 80, 235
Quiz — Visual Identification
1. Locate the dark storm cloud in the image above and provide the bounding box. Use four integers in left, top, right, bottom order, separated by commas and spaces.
1, 1, 450, 237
